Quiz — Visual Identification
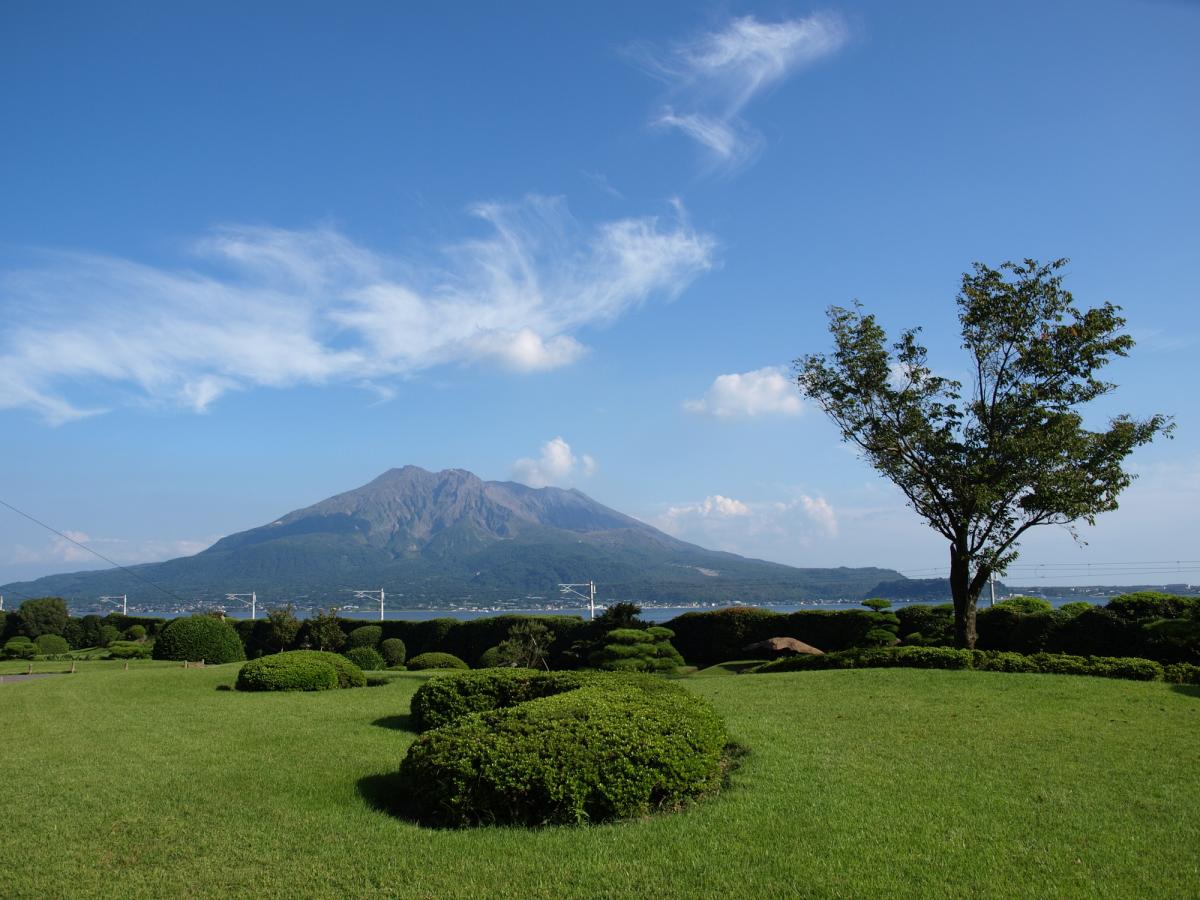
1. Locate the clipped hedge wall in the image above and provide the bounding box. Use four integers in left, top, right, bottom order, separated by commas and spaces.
399, 674, 727, 827
410, 669, 589, 732
235, 650, 366, 692
754, 645, 1169, 683
407, 652, 469, 671
152, 615, 245, 664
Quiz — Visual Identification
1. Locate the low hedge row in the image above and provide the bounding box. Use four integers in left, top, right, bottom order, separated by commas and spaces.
754, 646, 1198, 683
410, 668, 589, 732
398, 672, 727, 827
235, 650, 366, 692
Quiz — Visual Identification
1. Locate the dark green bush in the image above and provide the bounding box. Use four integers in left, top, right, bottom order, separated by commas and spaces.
235, 650, 366, 691
346, 625, 383, 649
16, 597, 69, 639
410, 668, 589, 732
1106, 592, 1197, 621
107, 641, 151, 660
97, 625, 122, 648
476, 645, 504, 669
380, 638, 407, 668
125, 624, 147, 641
1058, 602, 1093, 617
3, 636, 36, 660
153, 615, 246, 663
971, 650, 1042, 673
407, 652, 469, 671
34, 634, 69, 655
1164, 662, 1200, 685
345, 646, 385, 671
399, 675, 727, 827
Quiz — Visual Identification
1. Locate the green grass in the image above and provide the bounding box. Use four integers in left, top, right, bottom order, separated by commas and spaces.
1, 661, 1197, 898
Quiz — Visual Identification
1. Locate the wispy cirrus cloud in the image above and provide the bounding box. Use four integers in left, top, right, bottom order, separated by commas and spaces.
685, 366, 803, 417
632, 13, 850, 170
0, 196, 715, 423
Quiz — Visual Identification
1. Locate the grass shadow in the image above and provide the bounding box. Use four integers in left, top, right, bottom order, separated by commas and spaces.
357, 772, 422, 822
1169, 684, 1200, 699
372, 714, 414, 731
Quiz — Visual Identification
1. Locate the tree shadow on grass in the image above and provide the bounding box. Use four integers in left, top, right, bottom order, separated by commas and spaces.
371, 714, 413, 731
1169, 684, 1200, 699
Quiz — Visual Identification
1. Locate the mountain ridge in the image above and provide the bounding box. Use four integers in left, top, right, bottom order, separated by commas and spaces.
2, 466, 903, 605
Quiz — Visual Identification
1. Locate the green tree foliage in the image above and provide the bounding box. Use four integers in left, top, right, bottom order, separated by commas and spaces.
344, 646, 385, 671
797, 259, 1171, 647
497, 621, 556, 670
16, 597, 69, 638
264, 604, 301, 653
995, 596, 1054, 615
3, 636, 36, 659
593, 602, 646, 630
304, 609, 345, 652
34, 633, 69, 655
380, 637, 407, 667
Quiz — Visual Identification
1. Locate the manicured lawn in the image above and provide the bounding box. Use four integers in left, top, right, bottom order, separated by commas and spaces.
1, 660, 1197, 898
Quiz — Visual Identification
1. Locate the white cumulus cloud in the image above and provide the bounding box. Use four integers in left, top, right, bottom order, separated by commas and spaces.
633, 13, 849, 169
511, 437, 597, 489
685, 366, 803, 417
657, 490, 838, 553
0, 195, 715, 424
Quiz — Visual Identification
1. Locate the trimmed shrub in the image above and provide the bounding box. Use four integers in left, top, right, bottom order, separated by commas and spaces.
346, 625, 383, 649
1058, 602, 1093, 617
235, 650, 366, 691
107, 641, 151, 660
125, 624, 147, 641
476, 646, 504, 669
399, 675, 727, 827
345, 646, 385, 671
407, 652, 469, 671
1164, 662, 1200, 685
152, 615, 246, 664
3, 636, 36, 660
34, 634, 69, 655
410, 668, 588, 732
380, 638, 407, 668
97, 625, 122, 648
1107, 592, 1197, 621
995, 596, 1054, 615
589, 626, 684, 673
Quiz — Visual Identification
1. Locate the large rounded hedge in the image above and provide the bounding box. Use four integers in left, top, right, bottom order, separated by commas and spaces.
235, 650, 366, 692
399, 672, 727, 827
406, 651, 469, 671
346, 625, 383, 649
152, 615, 245, 664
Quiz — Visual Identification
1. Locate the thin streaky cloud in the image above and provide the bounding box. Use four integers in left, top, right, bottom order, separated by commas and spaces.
633, 12, 849, 169
0, 196, 715, 424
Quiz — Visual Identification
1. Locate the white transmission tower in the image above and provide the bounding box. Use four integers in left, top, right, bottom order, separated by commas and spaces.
558, 581, 597, 620
100, 594, 128, 615
225, 592, 257, 620
349, 589, 386, 621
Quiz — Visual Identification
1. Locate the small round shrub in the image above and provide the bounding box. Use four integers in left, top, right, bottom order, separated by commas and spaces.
1058, 602, 1092, 617
380, 637, 407, 667
34, 634, 69, 655
152, 615, 245, 664
399, 675, 727, 827
346, 625, 383, 649
476, 645, 504, 668
407, 652, 469, 671
125, 624, 147, 641
345, 646, 385, 671
235, 650, 366, 691
410, 668, 587, 732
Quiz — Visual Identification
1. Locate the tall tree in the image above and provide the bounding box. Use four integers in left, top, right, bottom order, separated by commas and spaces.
16, 597, 69, 638
796, 259, 1171, 647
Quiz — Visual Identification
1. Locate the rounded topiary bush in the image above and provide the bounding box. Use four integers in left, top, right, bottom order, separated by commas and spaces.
152, 615, 245, 664
346, 625, 383, 649
380, 638, 407, 668
410, 668, 587, 732
34, 633, 69, 655
235, 650, 366, 691
407, 652, 469, 671
399, 675, 727, 827
3, 636, 36, 660
345, 646, 385, 671
476, 645, 504, 668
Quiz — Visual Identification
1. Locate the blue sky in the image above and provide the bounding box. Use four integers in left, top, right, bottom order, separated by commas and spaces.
1, 0, 1198, 589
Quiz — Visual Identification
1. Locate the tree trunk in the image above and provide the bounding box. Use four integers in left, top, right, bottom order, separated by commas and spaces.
949, 544, 979, 649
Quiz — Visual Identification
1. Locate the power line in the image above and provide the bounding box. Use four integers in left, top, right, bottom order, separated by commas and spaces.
0, 496, 193, 607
